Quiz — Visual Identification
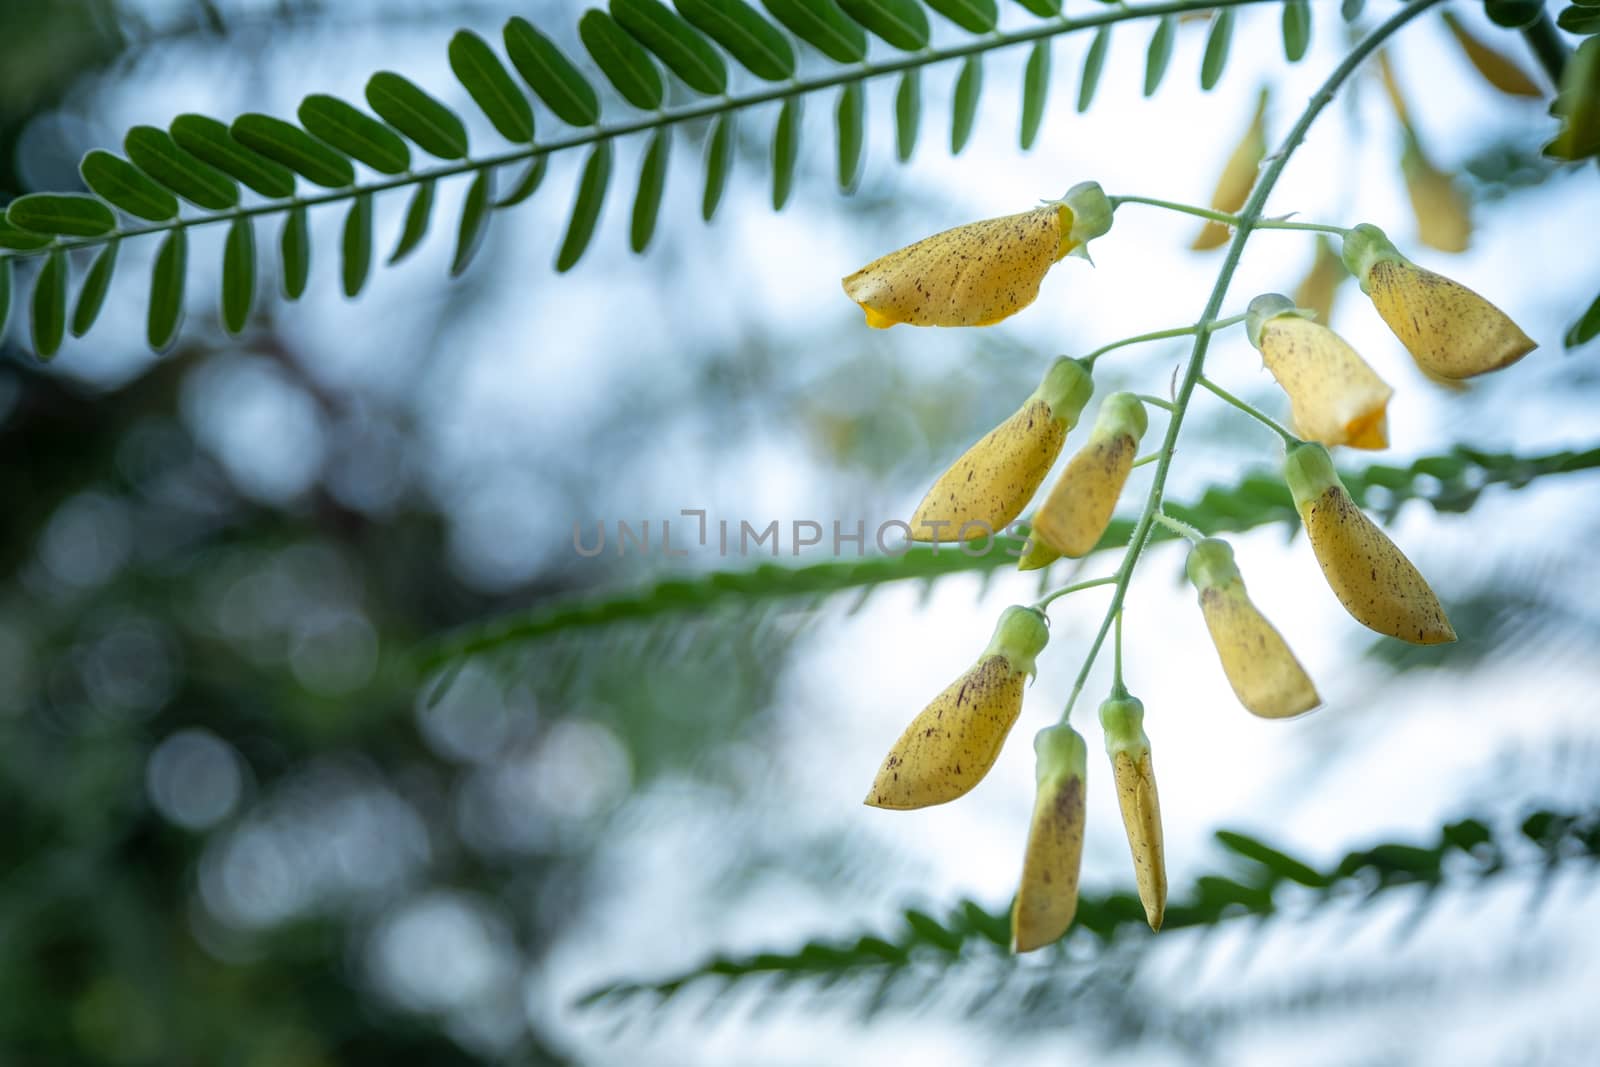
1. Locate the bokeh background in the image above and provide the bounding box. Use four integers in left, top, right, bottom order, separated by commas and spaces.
3, 1, 1599, 1064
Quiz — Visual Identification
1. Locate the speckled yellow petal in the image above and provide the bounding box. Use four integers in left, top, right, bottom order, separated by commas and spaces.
1292, 234, 1347, 327
1401, 131, 1471, 254
1186, 538, 1321, 718
910, 358, 1093, 542
1285, 443, 1455, 645
1247, 296, 1392, 451
1032, 392, 1147, 557
1442, 11, 1542, 98
842, 183, 1112, 328
1012, 724, 1087, 952
1099, 695, 1165, 931
1343, 224, 1535, 380
866, 607, 1049, 810
1192, 89, 1267, 251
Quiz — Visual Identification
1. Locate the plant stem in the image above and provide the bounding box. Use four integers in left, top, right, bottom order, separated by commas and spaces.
1110, 194, 1351, 237
1198, 375, 1298, 444
1133, 394, 1174, 412
1520, 10, 1568, 87
1032, 575, 1118, 612
1131, 451, 1161, 468
1059, 0, 1442, 725
1112, 608, 1126, 693
1154, 512, 1204, 543
1083, 324, 1197, 366
0, 0, 1279, 264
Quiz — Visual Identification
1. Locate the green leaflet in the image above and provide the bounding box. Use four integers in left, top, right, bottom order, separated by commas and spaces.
366, 71, 470, 159
1012, 0, 1060, 15
221, 216, 255, 334
1566, 289, 1600, 349
0, 259, 10, 341
31, 249, 68, 360
1145, 15, 1175, 97
630, 129, 671, 253
170, 114, 297, 198
836, 82, 865, 192
557, 141, 614, 272
837, 0, 929, 52
701, 113, 735, 221
759, 0, 865, 64
452, 170, 494, 276
0, 219, 53, 251
296, 94, 412, 175
125, 125, 239, 210
80, 150, 179, 221
1201, 9, 1235, 91
674, 0, 795, 82
1021, 39, 1051, 150
925, 0, 997, 34
580, 9, 665, 111
771, 98, 802, 211
1078, 26, 1111, 113
611, 0, 728, 96
951, 55, 982, 156
496, 156, 548, 209
6, 193, 116, 237
281, 204, 311, 300
342, 192, 374, 298
71, 238, 119, 338
1282, 0, 1312, 63
449, 30, 536, 143
894, 69, 921, 163
147, 228, 187, 352
232, 113, 356, 188
503, 17, 602, 126
391, 178, 437, 264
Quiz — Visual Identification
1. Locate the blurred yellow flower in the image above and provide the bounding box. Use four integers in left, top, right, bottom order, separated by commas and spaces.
1246, 293, 1392, 450
1012, 723, 1088, 952
1285, 442, 1455, 645
910, 358, 1093, 542
843, 182, 1112, 328
866, 606, 1049, 810
1099, 694, 1165, 930
1192, 89, 1267, 251
1441, 11, 1542, 98
1032, 392, 1148, 557
1292, 234, 1347, 328
1401, 129, 1471, 254
1342, 224, 1535, 380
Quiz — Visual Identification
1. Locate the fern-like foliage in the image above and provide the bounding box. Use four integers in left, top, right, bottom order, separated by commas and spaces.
576, 807, 1600, 1009
0, 0, 1347, 361
416, 441, 1600, 670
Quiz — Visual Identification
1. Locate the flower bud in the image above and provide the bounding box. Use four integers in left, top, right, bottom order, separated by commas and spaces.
1192, 89, 1267, 251
1441, 11, 1542, 98
866, 606, 1050, 810
1031, 392, 1147, 558
1284, 442, 1455, 645
1246, 293, 1392, 451
1341, 224, 1535, 380
842, 182, 1112, 328
1098, 694, 1166, 931
910, 358, 1094, 542
1292, 234, 1347, 327
1185, 538, 1320, 718
1400, 130, 1470, 255
1012, 723, 1088, 952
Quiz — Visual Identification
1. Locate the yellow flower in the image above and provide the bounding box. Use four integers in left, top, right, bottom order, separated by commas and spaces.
1192, 89, 1267, 251
910, 358, 1093, 542
1342, 224, 1535, 380
1292, 234, 1347, 328
1246, 294, 1392, 451
1186, 538, 1321, 718
1284, 442, 1456, 645
1401, 129, 1471, 254
842, 182, 1112, 328
1032, 392, 1148, 557
1098, 694, 1166, 931
1441, 11, 1542, 98
1012, 723, 1087, 952
866, 606, 1049, 810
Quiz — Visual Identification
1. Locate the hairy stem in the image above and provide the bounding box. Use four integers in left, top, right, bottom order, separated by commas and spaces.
1112, 194, 1351, 236
1198, 375, 1298, 444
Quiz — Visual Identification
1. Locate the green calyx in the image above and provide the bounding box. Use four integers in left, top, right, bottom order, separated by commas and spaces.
1016, 520, 1061, 572
1097, 694, 1150, 758
1185, 537, 1243, 593
1090, 391, 1149, 444
1283, 440, 1344, 509
1056, 180, 1113, 262
1033, 723, 1089, 785
1034, 357, 1095, 430
986, 605, 1051, 678
1340, 223, 1407, 294
1245, 292, 1316, 347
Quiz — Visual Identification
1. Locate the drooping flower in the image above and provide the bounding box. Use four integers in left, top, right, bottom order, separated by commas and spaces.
1292, 234, 1348, 328
1185, 537, 1321, 718
1098, 693, 1166, 931
842, 182, 1113, 328
1246, 293, 1392, 450
1441, 11, 1542, 99
1341, 223, 1535, 380
1400, 129, 1471, 255
1012, 723, 1087, 952
1032, 392, 1148, 557
1192, 88, 1267, 251
910, 358, 1093, 543
866, 606, 1050, 810
1284, 442, 1456, 645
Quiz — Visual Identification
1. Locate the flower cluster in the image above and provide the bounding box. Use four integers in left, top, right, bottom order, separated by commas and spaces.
846, 185, 1534, 951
